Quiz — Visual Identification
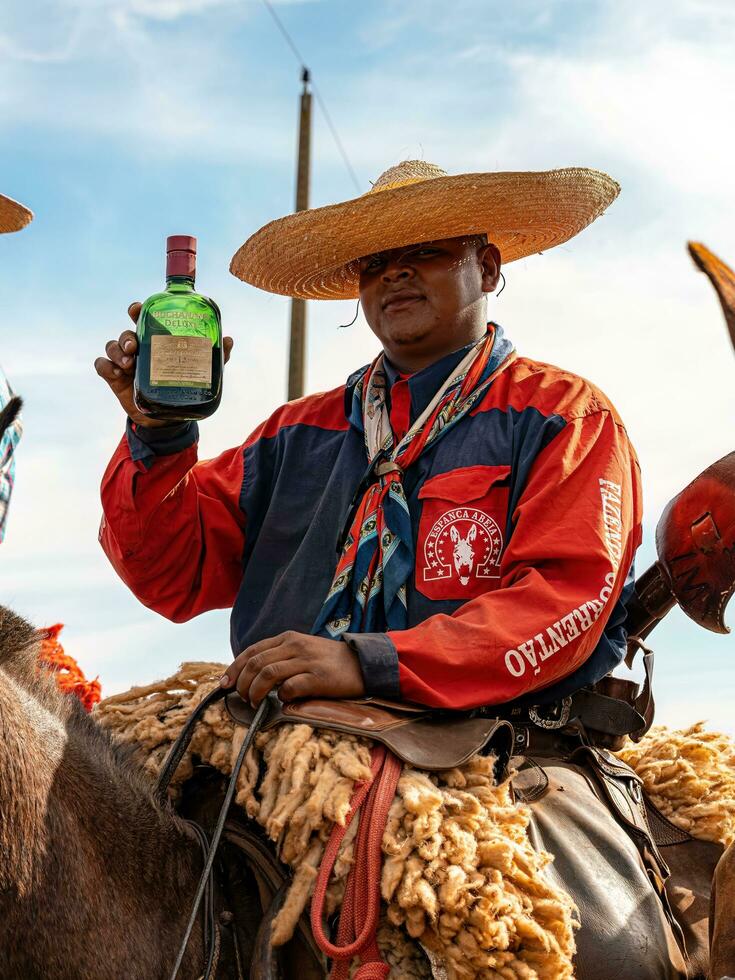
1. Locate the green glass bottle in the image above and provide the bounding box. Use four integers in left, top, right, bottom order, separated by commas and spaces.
133, 235, 223, 422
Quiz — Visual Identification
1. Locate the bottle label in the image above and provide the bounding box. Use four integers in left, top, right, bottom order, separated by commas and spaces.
150, 334, 212, 388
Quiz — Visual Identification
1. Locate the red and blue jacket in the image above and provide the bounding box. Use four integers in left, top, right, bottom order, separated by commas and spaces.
99, 328, 643, 711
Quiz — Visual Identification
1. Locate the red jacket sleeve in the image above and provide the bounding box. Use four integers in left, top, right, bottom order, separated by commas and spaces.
99, 430, 246, 622
390, 410, 643, 709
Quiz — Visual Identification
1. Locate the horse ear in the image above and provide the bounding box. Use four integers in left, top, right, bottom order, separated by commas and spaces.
468, 524, 477, 542
450, 526, 459, 543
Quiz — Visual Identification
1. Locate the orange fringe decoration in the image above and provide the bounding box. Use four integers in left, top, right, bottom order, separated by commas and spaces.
38, 623, 101, 712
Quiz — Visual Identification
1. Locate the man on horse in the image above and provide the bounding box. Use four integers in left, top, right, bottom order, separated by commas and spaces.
95, 161, 689, 977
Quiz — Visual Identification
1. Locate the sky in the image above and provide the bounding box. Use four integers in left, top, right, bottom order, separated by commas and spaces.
0, 0, 733, 731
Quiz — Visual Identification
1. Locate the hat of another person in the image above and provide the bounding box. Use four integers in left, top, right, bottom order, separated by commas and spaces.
0, 194, 33, 234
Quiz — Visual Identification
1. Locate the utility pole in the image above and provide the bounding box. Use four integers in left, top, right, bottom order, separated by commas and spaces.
287, 67, 312, 401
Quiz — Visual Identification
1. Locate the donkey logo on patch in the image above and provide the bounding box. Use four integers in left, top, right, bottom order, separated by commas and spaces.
423, 507, 503, 586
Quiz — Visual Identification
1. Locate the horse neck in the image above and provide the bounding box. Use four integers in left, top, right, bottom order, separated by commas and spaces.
0, 667, 206, 979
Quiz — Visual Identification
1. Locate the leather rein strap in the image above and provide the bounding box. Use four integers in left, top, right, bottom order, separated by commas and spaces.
157, 686, 272, 980
188, 819, 220, 980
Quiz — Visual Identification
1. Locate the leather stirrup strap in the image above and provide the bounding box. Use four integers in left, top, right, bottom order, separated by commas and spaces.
311, 746, 403, 978
628, 639, 655, 741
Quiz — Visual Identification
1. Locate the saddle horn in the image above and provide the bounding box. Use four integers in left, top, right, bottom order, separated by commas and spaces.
627, 450, 735, 639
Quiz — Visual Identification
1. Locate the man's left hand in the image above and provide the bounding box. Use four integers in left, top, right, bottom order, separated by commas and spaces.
220, 632, 366, 706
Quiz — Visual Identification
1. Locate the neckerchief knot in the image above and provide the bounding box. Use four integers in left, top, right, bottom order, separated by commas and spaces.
312, 324, 515, 638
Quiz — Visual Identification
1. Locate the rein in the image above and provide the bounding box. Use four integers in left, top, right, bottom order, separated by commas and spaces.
157, 686, 273, 980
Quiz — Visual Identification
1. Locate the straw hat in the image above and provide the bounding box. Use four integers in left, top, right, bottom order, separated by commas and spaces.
230, 160, 619, 300
0, 194, 33, 234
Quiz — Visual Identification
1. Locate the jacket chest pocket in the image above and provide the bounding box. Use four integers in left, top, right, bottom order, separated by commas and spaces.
416, 464, 510, 601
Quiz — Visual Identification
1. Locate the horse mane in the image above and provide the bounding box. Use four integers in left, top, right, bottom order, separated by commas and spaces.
0, 605, 58, 701
0, 605, 175, 784
0, 605, 40, 667
0, 607, 88, 726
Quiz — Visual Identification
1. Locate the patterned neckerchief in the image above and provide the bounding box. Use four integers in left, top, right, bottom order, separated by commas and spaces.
312, 324, 516, 637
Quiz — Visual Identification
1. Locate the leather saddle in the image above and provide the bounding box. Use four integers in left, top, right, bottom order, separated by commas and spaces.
225, 693, 514, 774
221, 693, 513, 978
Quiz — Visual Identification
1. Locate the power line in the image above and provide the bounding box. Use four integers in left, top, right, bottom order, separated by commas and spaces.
261, 0, 304, 64
311, 86, 361, 194
260, 0, 362, 194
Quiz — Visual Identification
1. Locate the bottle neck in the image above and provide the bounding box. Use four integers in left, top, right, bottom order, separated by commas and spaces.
165, 275, 195, 292
166, 246, 196, 281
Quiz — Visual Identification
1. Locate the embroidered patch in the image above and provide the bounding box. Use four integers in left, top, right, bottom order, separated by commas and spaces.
416, 465, 510, 601
422, 507, 503, 587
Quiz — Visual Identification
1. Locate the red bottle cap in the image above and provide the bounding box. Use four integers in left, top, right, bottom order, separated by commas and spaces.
167, 235, 197, 253
166, 235, 197, 278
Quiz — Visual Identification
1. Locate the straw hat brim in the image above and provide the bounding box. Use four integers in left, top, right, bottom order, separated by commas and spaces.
0, 194, 33, 234
230, 168, 619, 300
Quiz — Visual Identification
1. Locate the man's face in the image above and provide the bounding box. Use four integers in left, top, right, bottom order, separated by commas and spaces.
358, 236, 501, 370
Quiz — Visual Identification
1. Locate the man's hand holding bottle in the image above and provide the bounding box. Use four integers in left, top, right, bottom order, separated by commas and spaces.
96, 236, 232, 425
94, 302, 234, 428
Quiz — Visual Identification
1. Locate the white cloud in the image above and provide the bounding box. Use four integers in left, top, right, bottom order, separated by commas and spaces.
0, 0, 313, 162
494, 41, 735, 198
116, 0, 241, 23
0, 1, 85, 63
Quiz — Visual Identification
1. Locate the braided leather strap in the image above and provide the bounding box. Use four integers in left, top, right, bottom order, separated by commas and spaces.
310, 745, 403, 978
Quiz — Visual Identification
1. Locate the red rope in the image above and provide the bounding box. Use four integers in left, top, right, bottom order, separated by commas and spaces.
37, 624, 101, 712
310, 744, 403, 979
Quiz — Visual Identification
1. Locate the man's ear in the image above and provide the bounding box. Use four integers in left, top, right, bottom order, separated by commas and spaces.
479, 242, 501, 293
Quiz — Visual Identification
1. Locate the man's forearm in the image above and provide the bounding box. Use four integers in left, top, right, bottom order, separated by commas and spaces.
99, 426, 246, 622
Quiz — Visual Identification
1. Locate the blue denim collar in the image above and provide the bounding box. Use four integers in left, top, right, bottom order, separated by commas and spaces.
345, 323, 514, 432
383, 341, 475, 424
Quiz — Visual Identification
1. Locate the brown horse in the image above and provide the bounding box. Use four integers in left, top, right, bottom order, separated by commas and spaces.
0, 606, 267, 979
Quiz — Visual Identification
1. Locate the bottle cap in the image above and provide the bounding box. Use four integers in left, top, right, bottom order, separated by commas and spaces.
167, 235, 197, 254
166, 235, 197, 278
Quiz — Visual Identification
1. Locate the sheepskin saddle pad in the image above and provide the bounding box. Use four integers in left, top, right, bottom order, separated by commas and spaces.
96, 663, 735, 980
